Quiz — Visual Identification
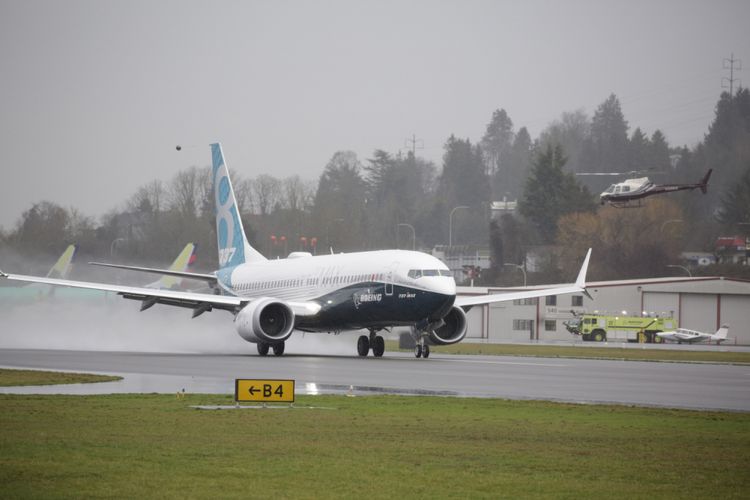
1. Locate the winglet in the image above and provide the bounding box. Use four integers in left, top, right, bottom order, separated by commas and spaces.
0, 270, 7, 278
575, 248, 592, 300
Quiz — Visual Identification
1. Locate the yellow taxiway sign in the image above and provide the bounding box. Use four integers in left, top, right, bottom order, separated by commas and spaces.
235, 379, 295, 403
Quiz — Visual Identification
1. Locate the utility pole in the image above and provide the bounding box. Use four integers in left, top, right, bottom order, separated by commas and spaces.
405, 133, 423, 157
723, 53, 742, 98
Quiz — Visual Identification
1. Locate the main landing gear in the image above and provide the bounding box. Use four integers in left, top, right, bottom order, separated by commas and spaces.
357, 329, 385, 358
257, 341, 285, 356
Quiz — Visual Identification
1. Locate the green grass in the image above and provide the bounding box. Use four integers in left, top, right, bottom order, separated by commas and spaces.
388, 341, 750, 364
0, 393, 748, 499
0, 368, 122, 387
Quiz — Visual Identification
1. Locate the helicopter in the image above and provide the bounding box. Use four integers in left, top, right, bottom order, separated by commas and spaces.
577, 169, 712, 208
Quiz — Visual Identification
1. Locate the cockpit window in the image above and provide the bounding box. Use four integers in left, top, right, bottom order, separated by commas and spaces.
605, 184, 615, 194
408, 269, 451, 278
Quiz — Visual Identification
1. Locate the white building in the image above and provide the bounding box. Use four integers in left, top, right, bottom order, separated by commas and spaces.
457, 276, 750, 344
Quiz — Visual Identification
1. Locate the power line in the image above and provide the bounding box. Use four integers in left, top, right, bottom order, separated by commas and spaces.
723, 53, 742, 97
404, 133, 424, 157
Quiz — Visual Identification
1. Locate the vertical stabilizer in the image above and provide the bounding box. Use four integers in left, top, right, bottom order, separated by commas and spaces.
210, 143, 266, 269
149, 243, 197, 289
46, 244, 77, 279
713, 325, 729, 341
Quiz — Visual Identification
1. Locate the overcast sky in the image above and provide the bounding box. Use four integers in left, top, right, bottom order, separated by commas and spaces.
1, 0, 748, 230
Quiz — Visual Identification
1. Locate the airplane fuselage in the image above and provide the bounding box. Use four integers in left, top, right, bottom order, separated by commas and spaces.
219, 249, 456, 331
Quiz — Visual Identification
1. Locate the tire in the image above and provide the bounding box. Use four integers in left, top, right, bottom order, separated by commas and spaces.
257, 342, 269, 356
592, 329, 606, 342
357, 335, 370, 357
422, 344, 430, 359
372, 336, 385, 357
652, 332, 663, 344
272, 342, 285, 356
414, 344, 422, 358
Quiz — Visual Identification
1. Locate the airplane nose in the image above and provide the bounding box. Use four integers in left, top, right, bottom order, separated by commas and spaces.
424, 277, 456, 297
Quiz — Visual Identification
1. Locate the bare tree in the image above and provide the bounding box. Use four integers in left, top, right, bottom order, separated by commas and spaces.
252, 174, 281, 216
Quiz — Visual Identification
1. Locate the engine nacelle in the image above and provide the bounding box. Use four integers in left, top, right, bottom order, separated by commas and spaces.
234, 297, 295, 344
428, 306, 468, 345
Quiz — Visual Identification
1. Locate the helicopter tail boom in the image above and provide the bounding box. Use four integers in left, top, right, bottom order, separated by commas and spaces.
699, 169, 712, 194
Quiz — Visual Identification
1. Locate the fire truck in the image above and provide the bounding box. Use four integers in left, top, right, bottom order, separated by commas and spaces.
563, 313, 678, 343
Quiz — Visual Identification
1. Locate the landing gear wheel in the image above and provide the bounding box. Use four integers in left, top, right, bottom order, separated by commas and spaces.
422, 344, 430, 358
357, 335, 370, 357
414, 344, 423, 358
272, 342, 285, 356
372, 336, 385, 357
257, 342, 269, 356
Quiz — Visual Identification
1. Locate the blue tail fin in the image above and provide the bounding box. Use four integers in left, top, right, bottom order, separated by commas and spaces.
210, 143, 266, 269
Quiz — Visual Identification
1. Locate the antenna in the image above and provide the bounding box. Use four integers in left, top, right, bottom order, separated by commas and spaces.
722, 53, 742, 98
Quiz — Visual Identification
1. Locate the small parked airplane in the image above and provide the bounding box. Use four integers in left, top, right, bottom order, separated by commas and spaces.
1, 143, 591, 358
656, 325, 729, 344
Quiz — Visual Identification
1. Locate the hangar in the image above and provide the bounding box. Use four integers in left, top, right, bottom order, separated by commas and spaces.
457, 277, 750, 345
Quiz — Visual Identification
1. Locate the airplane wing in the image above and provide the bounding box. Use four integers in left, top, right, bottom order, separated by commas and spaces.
455, 249, 591, 308
0, 272, 321, 318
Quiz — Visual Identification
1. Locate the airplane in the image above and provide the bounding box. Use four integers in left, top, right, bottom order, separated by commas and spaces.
579, 169, 712, 207
1, 143, 592, 359
0, 244, 77, 303
656, 325, 729, 344
91, 242, 198, 290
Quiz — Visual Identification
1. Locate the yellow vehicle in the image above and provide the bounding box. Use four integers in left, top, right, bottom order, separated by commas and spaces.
564, 313, 677, 343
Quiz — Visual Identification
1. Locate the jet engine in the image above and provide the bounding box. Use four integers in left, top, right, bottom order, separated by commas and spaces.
234, 297, 295, 344
428, 306, 467, 345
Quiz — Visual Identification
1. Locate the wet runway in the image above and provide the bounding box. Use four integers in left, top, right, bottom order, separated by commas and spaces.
1, 348, 749, 412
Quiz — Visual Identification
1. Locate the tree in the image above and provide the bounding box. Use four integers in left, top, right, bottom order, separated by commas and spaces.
538, 109, 590, 173
518, 144, 596, 243
251, 175, 282, 217
557, 198, 683, 280
437, 136, 490, 245
628, 127, 650, 171
580, 94, 630, 193
506, 127, 533, 200
648, 130, 671, 171
717, 163, 750, 226
481, 109, 515, 198
313, 151, 368, 251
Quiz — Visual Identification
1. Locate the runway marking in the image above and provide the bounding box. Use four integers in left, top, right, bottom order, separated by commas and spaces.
436, 358, 568, 367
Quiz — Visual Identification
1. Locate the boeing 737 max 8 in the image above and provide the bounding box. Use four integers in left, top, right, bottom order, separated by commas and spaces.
1, 143, 591, 358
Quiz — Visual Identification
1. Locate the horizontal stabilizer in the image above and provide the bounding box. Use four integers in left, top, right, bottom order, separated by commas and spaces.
89, 261, 218, 285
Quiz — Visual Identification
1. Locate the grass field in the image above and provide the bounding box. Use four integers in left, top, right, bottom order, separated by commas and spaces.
388, 341, 750, 364
1, 391, 749, 499
0, 368, 121, 386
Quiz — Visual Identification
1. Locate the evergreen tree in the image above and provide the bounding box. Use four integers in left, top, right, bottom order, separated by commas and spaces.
437, 136, 490, 246
538, 109, 590, 173
519, 144, 596, 243
581, 94, 629, 193
313, 151, 368, 251
717, 163, 750, 226
628, 127, 650, 171
480, 109, 515, 199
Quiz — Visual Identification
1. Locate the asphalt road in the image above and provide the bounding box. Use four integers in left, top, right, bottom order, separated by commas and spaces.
1, 348, 748, 412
